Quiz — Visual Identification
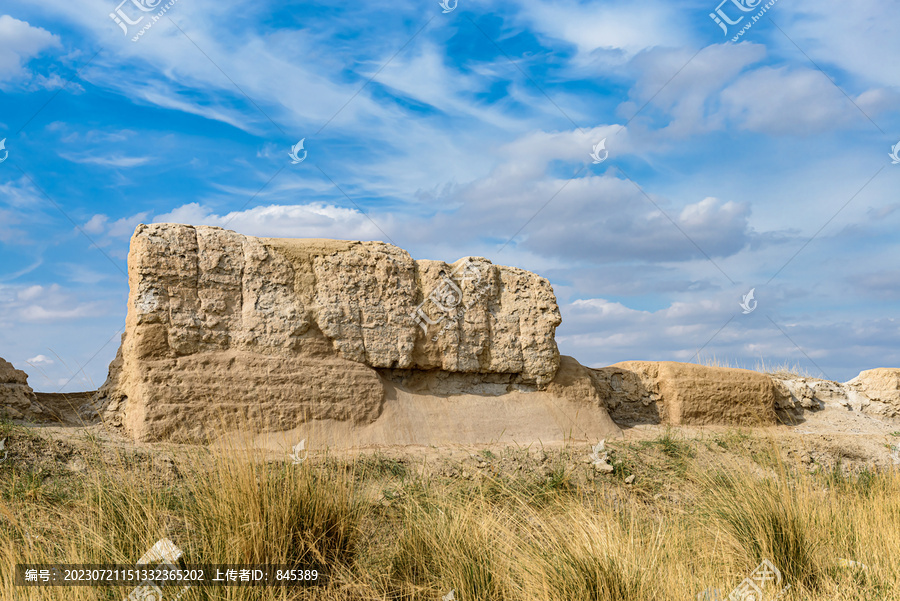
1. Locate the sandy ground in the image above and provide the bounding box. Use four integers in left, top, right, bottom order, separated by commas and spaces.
9, 388, 898, 479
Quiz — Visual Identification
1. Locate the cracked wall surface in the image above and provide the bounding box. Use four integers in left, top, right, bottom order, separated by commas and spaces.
97, 223, 562, 441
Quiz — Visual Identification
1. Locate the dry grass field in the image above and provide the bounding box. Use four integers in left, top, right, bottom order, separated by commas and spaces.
2, 418, 899, 601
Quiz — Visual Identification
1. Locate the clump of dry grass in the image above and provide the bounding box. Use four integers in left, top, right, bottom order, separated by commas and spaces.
513, 500, 666, 601
390, 496, 508, 601
697, 354, 816, 379
752, 359, 815, 379
1, 421, 899, 601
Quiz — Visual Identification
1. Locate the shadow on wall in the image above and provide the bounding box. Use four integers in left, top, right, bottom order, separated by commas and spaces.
590, 366, 662, 426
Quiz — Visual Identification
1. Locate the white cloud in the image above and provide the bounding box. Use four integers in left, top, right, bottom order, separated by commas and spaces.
618, 41, 895, 137
717, 65, 895, 134
775, 0, 900, 90
20, 305, 100, 321
152, 202, 390, 240
18, 285, 44, 301
60, 153, 152, 167
83, 214, 108, 235
0, 176, 43, 208
1, 283, 106, 323
107, 213, 150, 238
618, 42, 764, 136
515, 0, 690, 64
26, 354, 54, 365
29, 72, 81, 92
0, 15, 61, 85
80, 212, 151, 249
408, 127, 756, 263
556, 293, 900, 382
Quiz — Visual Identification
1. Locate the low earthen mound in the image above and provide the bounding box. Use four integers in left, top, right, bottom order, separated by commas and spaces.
591, 361, 780, 426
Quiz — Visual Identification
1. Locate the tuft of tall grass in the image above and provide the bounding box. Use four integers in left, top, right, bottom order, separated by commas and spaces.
390, 496, 506, 601
515, 502, 664, 601
181, 447, 362, 569
752, 358, 814, 379
697, 447, 823, 593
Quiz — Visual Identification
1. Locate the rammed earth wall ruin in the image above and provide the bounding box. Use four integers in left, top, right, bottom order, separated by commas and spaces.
97, 224, 563, 441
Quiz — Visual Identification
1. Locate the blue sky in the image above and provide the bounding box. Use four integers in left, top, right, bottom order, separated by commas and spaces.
0, 0, 898, 391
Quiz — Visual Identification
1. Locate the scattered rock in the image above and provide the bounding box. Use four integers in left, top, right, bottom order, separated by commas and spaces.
593, 461, 614, 474
624, 474, 635, 484
846, 369, 900, 417
771, 369, 900, 419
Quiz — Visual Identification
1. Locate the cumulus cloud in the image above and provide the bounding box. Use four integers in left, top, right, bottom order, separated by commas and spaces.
414, 127, 756, 263
0, 283, 106, 323
0, 15, 61, 85
514, 0, 691, 65
26, 354, 54, 365
82, 212, 151, 242
152, 202, 391, 241
619, 41, 895, 137
618, 42, 766, 136
555, 294, 900, 382
717, 65, 896, 134
523, 191, 752, 262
